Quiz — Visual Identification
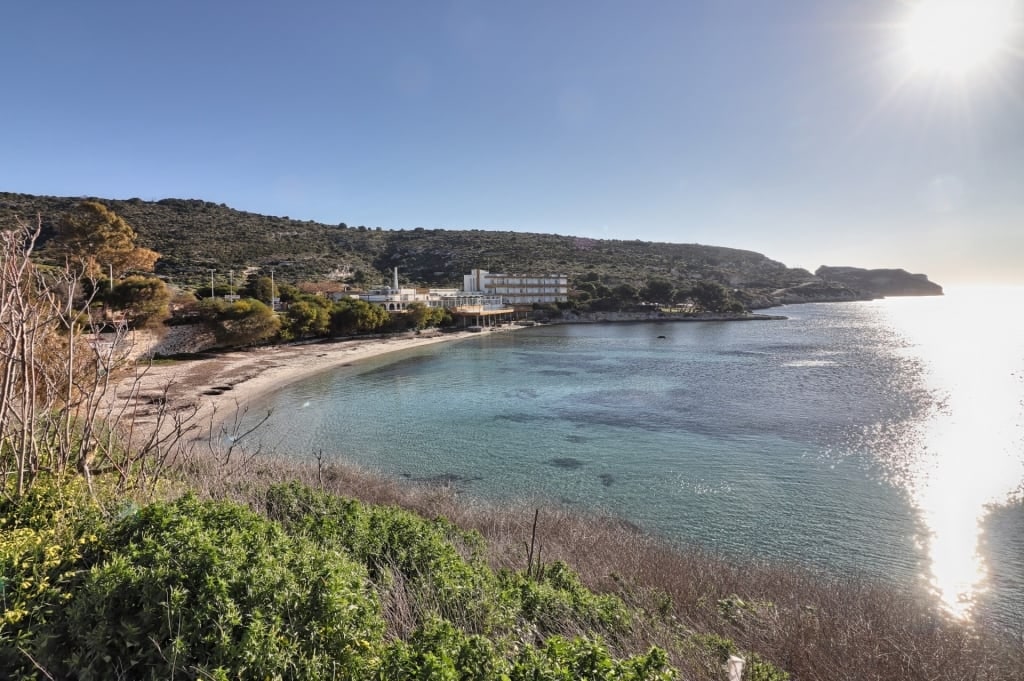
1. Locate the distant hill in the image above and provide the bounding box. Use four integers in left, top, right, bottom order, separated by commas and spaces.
815, 266, 943, 297
1, 192, 930, 307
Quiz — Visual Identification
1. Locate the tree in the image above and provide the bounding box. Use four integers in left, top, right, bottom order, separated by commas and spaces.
612, 283, 639, 307
242, 275, 275, 304
109, 276, 171, 327
285, 298, 331, 339
49, 201, 158, 278
683, 280, 741, 313
399, 302, 449, 331
329, 299, 388, 336
277, 282, 300, 303
641, 279, 675, 306
199, 298, 280, 346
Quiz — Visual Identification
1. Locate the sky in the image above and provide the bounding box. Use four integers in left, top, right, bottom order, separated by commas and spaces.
2, 1, 1022, 284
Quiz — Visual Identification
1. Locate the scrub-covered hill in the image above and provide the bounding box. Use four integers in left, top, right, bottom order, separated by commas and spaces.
0, 192, 828, 301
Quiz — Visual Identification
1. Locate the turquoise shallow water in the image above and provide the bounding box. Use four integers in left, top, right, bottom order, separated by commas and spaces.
249, 290, 1024, 631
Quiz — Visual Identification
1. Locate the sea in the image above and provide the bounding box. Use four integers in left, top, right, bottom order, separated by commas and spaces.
248, 287, 1024, 632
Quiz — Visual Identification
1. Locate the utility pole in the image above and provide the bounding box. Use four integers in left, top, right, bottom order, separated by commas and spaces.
210, 269, 215, 300
270, 268, 276, 310
108, 263, 113, 292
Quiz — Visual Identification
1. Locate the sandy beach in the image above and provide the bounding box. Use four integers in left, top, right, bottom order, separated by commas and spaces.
116, 328, 511, 436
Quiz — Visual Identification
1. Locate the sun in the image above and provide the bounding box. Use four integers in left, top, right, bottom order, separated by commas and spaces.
902, 0, 1015, 77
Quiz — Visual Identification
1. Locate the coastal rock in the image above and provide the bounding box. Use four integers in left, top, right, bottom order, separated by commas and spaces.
815, 266, 943, 297
767, 280, 872, 306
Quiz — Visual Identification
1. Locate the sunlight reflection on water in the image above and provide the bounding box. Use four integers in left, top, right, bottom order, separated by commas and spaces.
249, 288, 1024, 626
878, 287, 1024, 618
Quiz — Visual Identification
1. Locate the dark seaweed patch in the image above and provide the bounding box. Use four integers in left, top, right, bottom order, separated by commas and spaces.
504, 388, 540, 399
495, 413, 543, 424
548, 457, 584, 470
400, 472, 481, 484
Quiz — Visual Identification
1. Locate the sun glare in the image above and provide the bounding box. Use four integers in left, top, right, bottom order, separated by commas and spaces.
902, 0, 1015, 77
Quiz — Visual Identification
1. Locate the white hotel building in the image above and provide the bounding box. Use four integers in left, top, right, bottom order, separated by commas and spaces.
350, 268, 565, 326
357, 268, 568, 310
462, 269, 568, 305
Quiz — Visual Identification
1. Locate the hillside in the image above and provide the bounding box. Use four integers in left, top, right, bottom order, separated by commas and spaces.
815, 266, 944, 297
1, 192, 823, 299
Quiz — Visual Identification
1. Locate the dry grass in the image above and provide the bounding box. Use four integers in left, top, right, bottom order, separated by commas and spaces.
179, 455, 1024, 681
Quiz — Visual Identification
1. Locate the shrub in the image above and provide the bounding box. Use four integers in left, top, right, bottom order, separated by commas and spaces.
499, 561, 631, 639
39, 494, 383, 680
378, 620, 674, 681
263, 484, 635, 649
264, 482, 502, 634
509, 636, 674, 681
0, 479, 100, 678
377, 618, 504, 681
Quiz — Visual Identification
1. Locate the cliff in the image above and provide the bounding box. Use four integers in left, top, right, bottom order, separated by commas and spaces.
815, 266, 944, 298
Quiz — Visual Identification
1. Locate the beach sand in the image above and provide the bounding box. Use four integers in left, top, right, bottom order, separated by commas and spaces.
116, 328, 513, 436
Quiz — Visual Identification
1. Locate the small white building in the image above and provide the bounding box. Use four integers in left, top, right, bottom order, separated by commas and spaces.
355, 269, 449, 311
463, 269, 568, 305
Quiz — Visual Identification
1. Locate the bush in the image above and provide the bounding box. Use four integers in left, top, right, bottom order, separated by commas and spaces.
499, 561, 631, 638
264, 484, 636, 649
378, 618, 504, 681
0, 479, 101, 677
264, 483, 501, 634
509, 637, 674, 681
379, 620, 674, 681
2, 480, 681, 680
198, 297, 280, 346
39, 494, 382, 680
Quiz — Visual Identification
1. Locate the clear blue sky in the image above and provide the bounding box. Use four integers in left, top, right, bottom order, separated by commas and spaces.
2, 1, 1022, 283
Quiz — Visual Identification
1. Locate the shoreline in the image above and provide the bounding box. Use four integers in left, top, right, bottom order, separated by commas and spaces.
117, 312, 786, 436
552, 311, 787, 323
119, 328, 514, 436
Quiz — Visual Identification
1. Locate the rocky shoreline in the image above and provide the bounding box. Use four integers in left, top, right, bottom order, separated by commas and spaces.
554, 310, 787, 323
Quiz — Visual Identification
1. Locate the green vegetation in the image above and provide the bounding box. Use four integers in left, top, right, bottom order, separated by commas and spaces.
0, 199, 1013, 679
198, 297, 282, 346
105, 274, 171, 327
1, 482, 675, 680
44, 200, 159, 279
5, 464, 1021, 680
1, 192, 816, 309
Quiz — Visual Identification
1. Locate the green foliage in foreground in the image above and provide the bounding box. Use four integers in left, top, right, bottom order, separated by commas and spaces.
2, 481, 680, 680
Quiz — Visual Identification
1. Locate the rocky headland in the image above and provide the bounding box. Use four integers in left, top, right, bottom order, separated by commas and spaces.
759, 267, 944, 307
814, 266, 944, 298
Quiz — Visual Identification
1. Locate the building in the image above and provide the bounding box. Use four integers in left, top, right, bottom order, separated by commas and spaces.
354, 268, 452, 311
462, 269, 568, 305
437, 292, 515, 327
349, 267, 560, 326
